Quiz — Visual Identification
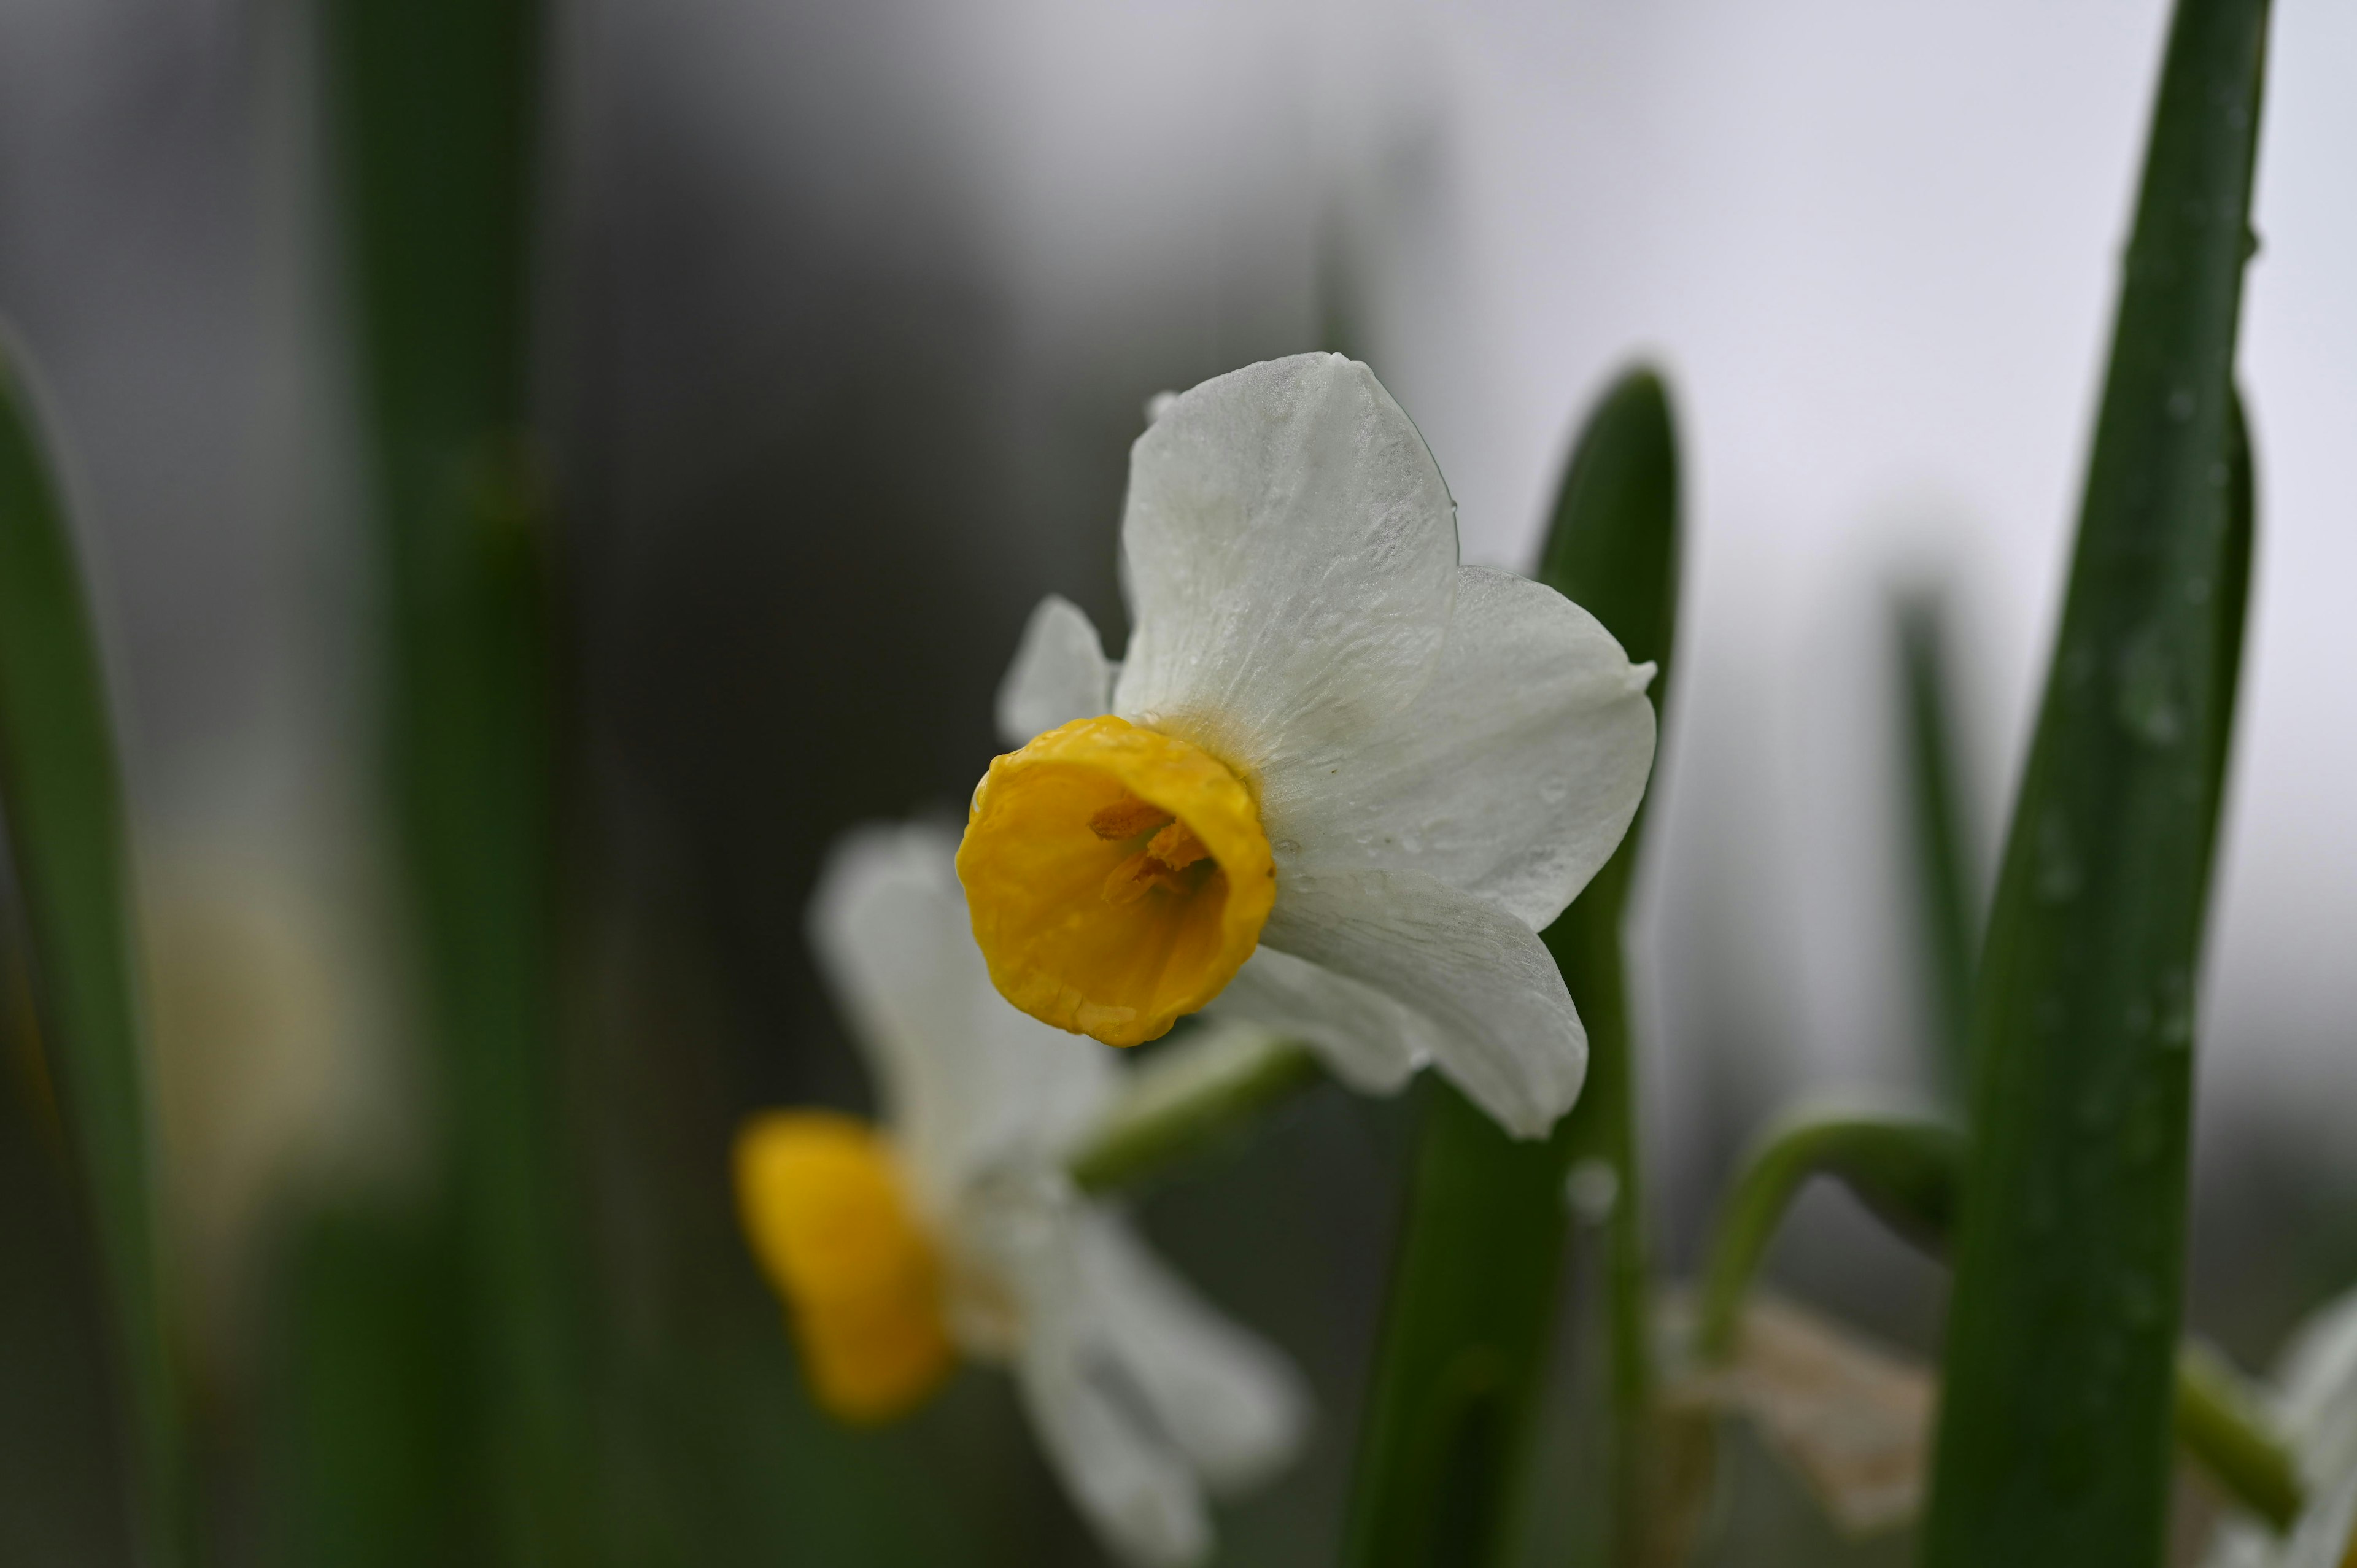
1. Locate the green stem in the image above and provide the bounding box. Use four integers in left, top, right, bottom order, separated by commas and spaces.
1695, 1113, 1964, 1363
1546, 887, 1649, 1566
1067, 1025, 1320, 1195
2175, 1340, 2303, 1533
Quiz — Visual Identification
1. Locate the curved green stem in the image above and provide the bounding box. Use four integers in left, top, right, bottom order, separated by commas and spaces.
1694, 1111, 1963, 1362
1693, 1106, 2304, 1535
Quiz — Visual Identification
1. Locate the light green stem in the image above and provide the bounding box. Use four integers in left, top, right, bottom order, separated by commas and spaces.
1695, 1113, 1961, 1364
2176, 1340, 2304, 1533
1067, 1025, 1320, 1195
1547, 893, 1650, 1567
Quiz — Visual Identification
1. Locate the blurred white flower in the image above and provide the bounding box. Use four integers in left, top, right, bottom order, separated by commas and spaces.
142, 828, 411, 1362
967, 352, 1657, 1137
2203, 1288, 2357, 1568
1663, 1291, 1933, 1539
735, 823, 1307, 1568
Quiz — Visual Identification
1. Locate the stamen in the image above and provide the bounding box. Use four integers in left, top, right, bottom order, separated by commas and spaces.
1089, 796, 1173, 841
1103, 850, 1183, 905
1101, 818, 1215, 906
1146, 819, 1209, 871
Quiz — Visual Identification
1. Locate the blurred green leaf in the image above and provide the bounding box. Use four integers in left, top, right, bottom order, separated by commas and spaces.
1894, 594, 1981, 1106
1342, 367, 1679, 1568
0, 910, 142, 1566
1921, 0, 2269, 1559
318, 1, 589, 1560
0, 334, 183, 1566
261, 1205, 476, 1568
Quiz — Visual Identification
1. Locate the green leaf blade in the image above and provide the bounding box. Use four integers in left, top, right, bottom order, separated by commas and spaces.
1921, 3, 2270, 1563
0, 335, 182, 1565
1341, 366, 1679, 1568
317, 2, 587, 1561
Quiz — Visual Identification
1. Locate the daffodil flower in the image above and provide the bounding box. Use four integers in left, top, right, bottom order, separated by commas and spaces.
2203, 1287, 2357, 1568
735, 824, 1307, 1567
963, 352, 1658, 1137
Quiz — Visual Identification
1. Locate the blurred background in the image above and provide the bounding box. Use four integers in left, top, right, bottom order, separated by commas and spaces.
1, 0, 2352, 1563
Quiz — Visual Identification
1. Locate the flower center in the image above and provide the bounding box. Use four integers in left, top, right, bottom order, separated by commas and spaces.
958, 714, 1275, 1046
733, 1110, 955, 1423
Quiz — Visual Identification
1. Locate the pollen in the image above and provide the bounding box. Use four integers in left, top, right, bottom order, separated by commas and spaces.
958, 714, 1277, 1046
733, 1110, 956, 1424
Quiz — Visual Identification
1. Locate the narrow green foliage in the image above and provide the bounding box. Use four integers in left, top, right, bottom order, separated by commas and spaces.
319, 2, 586, 1561
1922, 1, 2269, 1561
1689, 1106, 2304, 1531
0, 338, 182, 1564
1342, 1082, 1601, 1568
1342, 368, 1679, 1568
261, 1206, 474, 1568
1895, 594, 1981, 1104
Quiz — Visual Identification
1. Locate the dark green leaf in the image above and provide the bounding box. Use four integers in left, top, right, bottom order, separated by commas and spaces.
1342, 367, 1679, 1568
319, 3, 589, 1560
0, 334, 183, 1564
1921, 0, 2269, 1561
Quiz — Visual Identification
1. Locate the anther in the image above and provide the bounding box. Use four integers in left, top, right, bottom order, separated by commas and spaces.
1146, 820, 1209, 871
1088, 796, 1172, 841
1103, 851, 1183, 905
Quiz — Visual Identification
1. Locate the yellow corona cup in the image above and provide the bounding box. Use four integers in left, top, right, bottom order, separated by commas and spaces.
733, 1110, 953, 1423
959, 715, 1275, 1048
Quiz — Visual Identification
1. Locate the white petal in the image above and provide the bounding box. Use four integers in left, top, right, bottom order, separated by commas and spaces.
1209, 944, 1427, 1095
2272, 1283, 2357, 1487
2283, 1474, 2357, 1568
2202, 1471, 2357, 1568
1078, 1211, 1310, 1493
807, 824, 1121, 1203
1262, 566, 1657, 930
1261, 869, 1586, 1138
2198, 1286, 2357, 1568
996, 595, 1118, 749
1112, 353, 1459, 778
1684, 1295, 1932, 1537
1010, 1234, 1215, 1568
